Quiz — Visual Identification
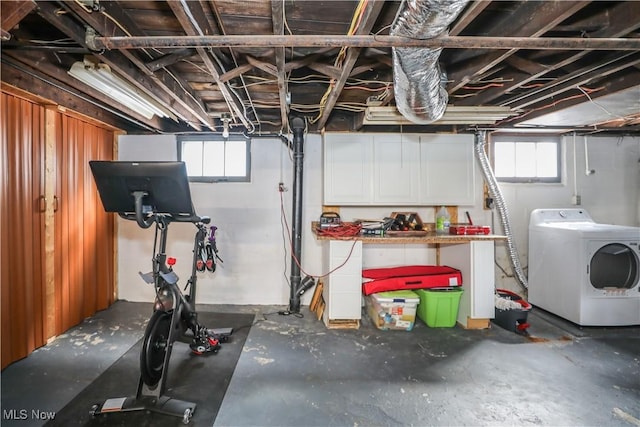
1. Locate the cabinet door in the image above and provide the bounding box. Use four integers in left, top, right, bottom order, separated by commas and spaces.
372, 134, 420, 204
323, 134, 372, 205
1, 92, 47, 369
55, 113, 115, 333
420, 134, 476, 205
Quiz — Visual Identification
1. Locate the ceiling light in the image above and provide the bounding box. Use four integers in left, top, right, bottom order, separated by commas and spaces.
363, 106, 519, 125
68, 59, 174, 120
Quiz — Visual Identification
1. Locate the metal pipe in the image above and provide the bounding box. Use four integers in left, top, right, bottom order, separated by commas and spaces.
288, 116, 306, 313
474, 130, 528, 290
88, 34, 640, 51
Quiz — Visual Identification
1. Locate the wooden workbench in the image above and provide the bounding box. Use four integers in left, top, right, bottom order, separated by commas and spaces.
311, 222, 507, 329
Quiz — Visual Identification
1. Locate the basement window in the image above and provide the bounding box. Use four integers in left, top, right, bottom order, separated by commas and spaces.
492, 137, 560, 183
177, 135, 251, 182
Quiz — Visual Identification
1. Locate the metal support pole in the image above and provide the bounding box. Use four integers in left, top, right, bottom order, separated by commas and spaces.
288, 116, 305, 313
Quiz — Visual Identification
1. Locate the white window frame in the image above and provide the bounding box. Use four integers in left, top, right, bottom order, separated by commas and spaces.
177, 134, 251, 183
492, 135, 561, 183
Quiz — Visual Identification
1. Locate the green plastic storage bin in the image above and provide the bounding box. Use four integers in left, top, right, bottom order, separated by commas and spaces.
415, 287, 463, 328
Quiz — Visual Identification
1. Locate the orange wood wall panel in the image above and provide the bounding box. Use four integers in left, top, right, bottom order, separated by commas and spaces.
1, 89, 116, 369
54, 114, 115, 333
1, 92, 47, 369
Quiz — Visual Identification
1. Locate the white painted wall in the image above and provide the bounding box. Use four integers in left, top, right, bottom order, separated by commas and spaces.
118, 133, 324, 305
115, 133, 639, 305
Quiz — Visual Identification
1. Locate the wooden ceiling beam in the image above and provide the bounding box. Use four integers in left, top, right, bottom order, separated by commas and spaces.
146, 49, 197, 72
507, 52, 640, 110
246, 55, 278, 78
307, 63, 343, 80
504, 70, 640, 127
448, 0, 491, 36
167, 0, 251, 130
219, 63, 254, 83
447, 1, 591, 93
315, 0, 386, 130
1, 58, 176, 132
463, 1, 640, 106
38, 1, 208, 131
1, 0, 36, 40
70, 1, 213, 131
2, 49, 169, 130
271, 0, 289, 131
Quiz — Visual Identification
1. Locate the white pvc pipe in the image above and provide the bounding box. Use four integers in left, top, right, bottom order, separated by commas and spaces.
584, 135, 596, 175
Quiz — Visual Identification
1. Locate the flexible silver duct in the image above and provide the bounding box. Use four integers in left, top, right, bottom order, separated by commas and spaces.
391, 0, 468, 123
475, 131, 529, 289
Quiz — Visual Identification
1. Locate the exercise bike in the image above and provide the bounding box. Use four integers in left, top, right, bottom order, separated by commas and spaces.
89, 161, 232, 424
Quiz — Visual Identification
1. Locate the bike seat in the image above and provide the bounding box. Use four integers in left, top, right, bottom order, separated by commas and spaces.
199, 216, 211, 224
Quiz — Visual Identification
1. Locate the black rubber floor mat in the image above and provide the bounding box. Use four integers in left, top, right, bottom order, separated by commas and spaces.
46, 312, 254, 427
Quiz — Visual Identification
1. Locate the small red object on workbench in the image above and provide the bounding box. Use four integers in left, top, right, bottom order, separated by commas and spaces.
448, 226, 491, 235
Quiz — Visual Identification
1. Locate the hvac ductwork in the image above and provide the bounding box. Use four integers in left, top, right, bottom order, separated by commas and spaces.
475, 131, 528, 289
391, 0, 469, 123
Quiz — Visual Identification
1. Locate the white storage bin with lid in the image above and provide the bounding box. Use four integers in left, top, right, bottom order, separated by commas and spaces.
365, 290, 420, 331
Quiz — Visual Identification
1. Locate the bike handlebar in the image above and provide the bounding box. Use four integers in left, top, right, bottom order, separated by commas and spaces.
117, 191, 210, 227
118, 211, 210, 226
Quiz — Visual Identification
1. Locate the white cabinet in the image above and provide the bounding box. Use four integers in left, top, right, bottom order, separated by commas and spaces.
323, 134, 372, 204
324, 132, 475, 206
419, 134, 476, 205
372, 134, 420, 204
322, 240, 363, 322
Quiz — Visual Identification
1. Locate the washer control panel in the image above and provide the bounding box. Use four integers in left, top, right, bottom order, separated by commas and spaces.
531, 208, 594, 225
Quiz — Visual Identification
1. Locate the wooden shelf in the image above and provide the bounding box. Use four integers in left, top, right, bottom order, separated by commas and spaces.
311, 222, 507, 244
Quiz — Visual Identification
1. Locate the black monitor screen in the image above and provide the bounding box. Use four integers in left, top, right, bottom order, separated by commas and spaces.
89, 161, 195, 216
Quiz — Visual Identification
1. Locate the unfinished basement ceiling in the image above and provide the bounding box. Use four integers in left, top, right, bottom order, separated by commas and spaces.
1, 0, 639, 135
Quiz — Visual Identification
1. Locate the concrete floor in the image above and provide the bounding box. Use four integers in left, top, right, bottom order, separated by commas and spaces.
2, 300, 639, 427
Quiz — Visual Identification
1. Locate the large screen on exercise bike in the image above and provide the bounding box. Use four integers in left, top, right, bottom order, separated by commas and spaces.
90, 161, 195, 216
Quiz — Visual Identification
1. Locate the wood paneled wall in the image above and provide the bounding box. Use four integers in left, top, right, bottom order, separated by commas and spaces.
1, 91, 47, 368
1, 89, 116, 369
54, 113, 115, 332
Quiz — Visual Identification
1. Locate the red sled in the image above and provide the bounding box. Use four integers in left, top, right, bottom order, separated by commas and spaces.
362, 265, 463, 296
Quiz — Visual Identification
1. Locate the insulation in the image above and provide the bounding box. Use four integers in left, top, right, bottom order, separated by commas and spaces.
391, 0, 469, 123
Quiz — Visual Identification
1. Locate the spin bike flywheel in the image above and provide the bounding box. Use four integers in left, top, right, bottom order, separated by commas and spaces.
140, 309, 173, 387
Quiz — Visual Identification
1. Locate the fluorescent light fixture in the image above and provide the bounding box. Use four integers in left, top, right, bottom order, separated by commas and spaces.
68, 59, 174, 120
363, 105, 518, 125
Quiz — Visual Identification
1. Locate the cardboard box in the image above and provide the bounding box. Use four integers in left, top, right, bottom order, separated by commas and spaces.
365, 290, 420, 331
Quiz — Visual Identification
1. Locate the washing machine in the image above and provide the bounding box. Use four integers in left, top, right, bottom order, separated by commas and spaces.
528, 208, 640, 326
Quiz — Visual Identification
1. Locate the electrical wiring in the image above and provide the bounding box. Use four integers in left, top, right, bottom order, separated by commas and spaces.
343, 85, 391, 92
282, 0, 293, 36
499, 85, 604, 124
90, 5, 212, 128
311, 0, 368, 124
278, 191, 360, 282
28, 38, 76, 45
73, 0, 93, 13
462, 83, 504, 90
577, 85, 618, 119
314, 223, 363, 238
520, 83, 545, 89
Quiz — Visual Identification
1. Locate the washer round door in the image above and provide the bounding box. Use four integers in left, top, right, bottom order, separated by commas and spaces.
589, 243, 639, 291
